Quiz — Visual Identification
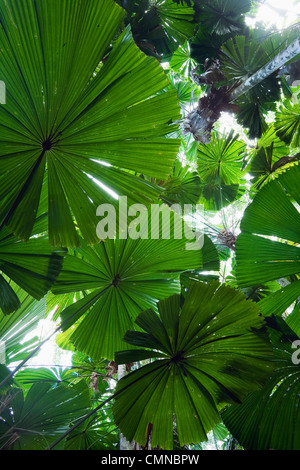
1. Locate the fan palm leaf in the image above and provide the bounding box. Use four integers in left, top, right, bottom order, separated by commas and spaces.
275, 100, 300, 148
0, 380, 90, 449
0, 285, 47, 365
51, 219, 206, 359
0, 224, 65, 315
118, 0, 195, 57
236, 162, 300, 316
197, 131, 246, 186
196, 0, 251, 36
112, 281, 274, 449
0, 0, 181, 247
222, 316, 300, 450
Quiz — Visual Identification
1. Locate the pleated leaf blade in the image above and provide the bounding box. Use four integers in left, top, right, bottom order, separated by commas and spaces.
113, 281, 274, 449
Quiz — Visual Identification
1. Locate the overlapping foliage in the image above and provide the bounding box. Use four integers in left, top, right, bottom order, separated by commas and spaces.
1, 0, 300, 451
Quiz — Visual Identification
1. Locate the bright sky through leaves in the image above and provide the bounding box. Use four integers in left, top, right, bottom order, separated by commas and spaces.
246, 0, 300, 29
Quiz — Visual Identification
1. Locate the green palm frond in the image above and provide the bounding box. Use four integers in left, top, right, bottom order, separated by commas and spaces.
0, 224, 65, 314
0, 286, 47, 364
223, 316, 300, 450
196, 0, 250, 36
275, 100, 300, 148
120, 0, 196, 57
0, 0, 181, 247
113, 281, 274, 449
197, 131, 246, 186
0, 380, 90, 449
221, 35, 281, 138
52, 224, 205, 359
236, 162, 300, 316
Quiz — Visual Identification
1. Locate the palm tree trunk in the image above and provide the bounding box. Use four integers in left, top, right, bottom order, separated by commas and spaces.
185, 37, 300, 143
230, 37, 300, 101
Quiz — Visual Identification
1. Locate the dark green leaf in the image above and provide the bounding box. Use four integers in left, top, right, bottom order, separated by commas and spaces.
113, 281, 274, 449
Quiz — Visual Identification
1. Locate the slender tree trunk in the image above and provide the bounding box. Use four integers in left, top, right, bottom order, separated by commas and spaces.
230, 37, 300, 101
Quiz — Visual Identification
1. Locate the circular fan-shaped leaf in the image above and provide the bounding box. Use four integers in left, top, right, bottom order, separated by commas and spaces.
197, 131, 246, 186
196, 131, 246, 210
113, 281, 274, 449
119, 0, 195, 57
160, 160, 201, 207
197, 0, 250, 36
221, 35, 281, 104
221, 35, 281, 138
169, 41, 197, 76
247, 125, 294, 189
0, 0, 181, 247
52, 218, 207, 359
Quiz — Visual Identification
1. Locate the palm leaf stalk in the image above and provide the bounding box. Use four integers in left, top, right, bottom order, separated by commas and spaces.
185, 37, 300, 143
